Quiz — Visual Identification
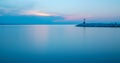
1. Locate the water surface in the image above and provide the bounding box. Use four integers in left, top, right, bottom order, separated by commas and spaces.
0, 25, 120, 63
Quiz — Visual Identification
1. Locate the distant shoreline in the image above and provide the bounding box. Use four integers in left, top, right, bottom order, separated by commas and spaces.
76, 23, 120, 27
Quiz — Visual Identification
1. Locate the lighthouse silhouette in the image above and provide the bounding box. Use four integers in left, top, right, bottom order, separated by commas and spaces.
83, 18, 86, 24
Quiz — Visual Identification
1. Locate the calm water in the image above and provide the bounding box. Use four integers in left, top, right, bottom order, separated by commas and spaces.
0, 25, 120, 63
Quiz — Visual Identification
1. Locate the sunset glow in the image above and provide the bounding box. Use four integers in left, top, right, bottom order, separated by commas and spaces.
21, 10, 52, 16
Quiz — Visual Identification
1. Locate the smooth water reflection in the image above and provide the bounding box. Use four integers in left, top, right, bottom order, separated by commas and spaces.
0, 25, 120, 63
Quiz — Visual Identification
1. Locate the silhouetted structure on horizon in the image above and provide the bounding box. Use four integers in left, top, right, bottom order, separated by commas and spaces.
83, 18, 86, 24
76, 18, 120, 27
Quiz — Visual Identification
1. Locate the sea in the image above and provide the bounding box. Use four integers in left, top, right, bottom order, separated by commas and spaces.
0, 25, 120, 63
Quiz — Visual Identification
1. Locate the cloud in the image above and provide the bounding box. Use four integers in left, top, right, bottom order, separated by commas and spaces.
0, 7, 83, 24
0, 7, 65, 24
0, 7, 57, 17
63, 15, 81, 20
20, 10, 55, 16
0, 7, 21, 16
0, 15, 65, 24
0, 7, 10, 15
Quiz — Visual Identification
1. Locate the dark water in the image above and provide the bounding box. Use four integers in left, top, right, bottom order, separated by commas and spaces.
0, 25, 120, 63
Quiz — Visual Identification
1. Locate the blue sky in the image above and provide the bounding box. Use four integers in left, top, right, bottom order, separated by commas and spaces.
0, 0, 120, 24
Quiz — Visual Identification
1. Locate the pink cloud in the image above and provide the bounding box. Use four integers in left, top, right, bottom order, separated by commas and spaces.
64, 15, 81, 20
20, 10, 55, 16
63, 15, 94, 20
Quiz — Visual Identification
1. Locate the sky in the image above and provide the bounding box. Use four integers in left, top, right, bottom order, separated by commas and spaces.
0, 0, 120, 24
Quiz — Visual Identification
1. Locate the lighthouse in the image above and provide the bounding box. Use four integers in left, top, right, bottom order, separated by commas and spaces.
83, 18, 86, 24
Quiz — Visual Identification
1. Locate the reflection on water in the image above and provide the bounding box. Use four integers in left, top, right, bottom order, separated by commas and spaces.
27, 25, 49, 51
0, 25, 120, 63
